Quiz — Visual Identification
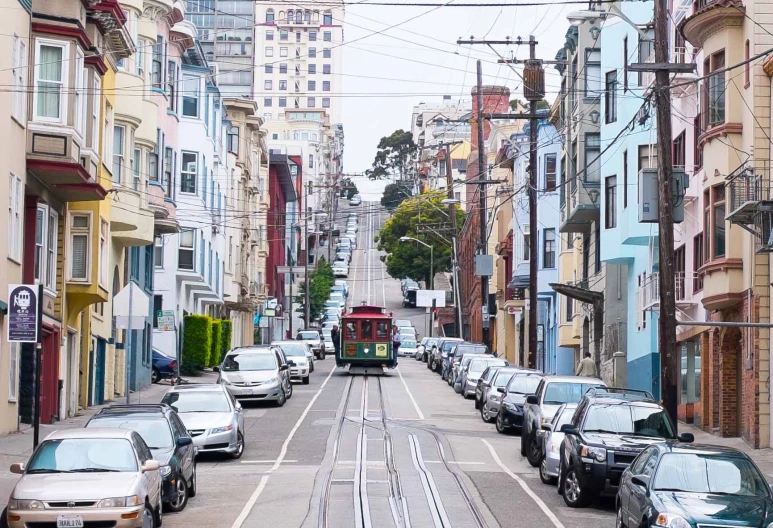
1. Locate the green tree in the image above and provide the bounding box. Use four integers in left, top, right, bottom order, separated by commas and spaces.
296, 258, 336, 322
182, 315, 212, 374
371, 129, 417, 180
341, 177, 358, 199
381, 182, 412, 210
375, 191, 465, 287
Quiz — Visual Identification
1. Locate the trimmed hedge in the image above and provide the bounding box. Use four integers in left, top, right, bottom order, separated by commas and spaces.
220, 320, 232, 360
210, 320, 222, 368
182, 314, 212, 374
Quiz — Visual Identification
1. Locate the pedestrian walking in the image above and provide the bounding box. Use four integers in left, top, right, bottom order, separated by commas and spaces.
392, 326, 402, 356
332, 325, 341, 358
575, 351, 597, 377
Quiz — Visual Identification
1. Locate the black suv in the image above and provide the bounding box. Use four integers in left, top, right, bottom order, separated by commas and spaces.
557, 388, 694, 508
86, 404, 197, 512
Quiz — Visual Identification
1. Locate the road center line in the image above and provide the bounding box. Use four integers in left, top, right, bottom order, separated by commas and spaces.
230, 362, 338, 528
397, 367, 425, 420
482, 440, 565, 528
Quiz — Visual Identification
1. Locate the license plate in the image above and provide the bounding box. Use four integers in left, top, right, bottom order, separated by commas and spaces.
57, 516, 84, 528
241, 388, 253, 395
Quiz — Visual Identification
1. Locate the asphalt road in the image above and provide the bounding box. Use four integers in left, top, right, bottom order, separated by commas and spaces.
0, 199, 617, 528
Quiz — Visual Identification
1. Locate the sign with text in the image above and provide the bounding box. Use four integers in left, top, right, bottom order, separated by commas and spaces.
7, 284, 40, 343
157, 310, 175, 331
416, 290, 446, 308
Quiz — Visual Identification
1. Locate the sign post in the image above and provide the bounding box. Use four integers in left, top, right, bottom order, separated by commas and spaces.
7, 284, 43, 448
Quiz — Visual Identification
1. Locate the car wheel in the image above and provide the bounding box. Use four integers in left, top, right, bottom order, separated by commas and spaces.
540, 459, 557, 485
310, 362, 315, 373
474, 397, 480, 410
520, 424, 529, 456
189, 464, 197, 497
165, 476, 188, 512
303, 376, 310, 385
320, 351, 326, 360
143, 503, 156, 528
286, 382, 293, 399
275, 388, 286, 407
615, 502, 626, 528
231, 431, 245, 460
526, 433, 543, 468
0, 507, 8, 528
562, 467, 589, 508
495, 411, 509, 434
557, 460, 564, 495
151, 368, 160, 384
155, 503, 163, 527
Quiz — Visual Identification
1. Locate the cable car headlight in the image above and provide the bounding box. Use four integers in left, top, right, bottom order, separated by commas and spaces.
364, 348, 370, 354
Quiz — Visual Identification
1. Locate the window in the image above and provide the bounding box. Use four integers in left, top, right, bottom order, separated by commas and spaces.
694, 115, 703, 170
91, 76, 101, 150
305, 10, 311, 23
638, 33, 654, 85
266, 30, 274, 41
8, 173, 22, 262
712, 185, 725, 258
265, 47, 273, 57
584, 133, 600, 182
323, 48, 331, 58
322, 97, 330, 108
693, 233, 704, 291
34, 41, 67, 121
309, 32, 317, 43
148, 147, 158, 183
605, 176, 617, 229
69, 213, 90, 281
280, 63, 287, 74
543, 229, 556, 268
154, 236, 164, 268
264, 79, 272, 90
623, 36, 628, 92
545, 154, 556, 191
594, 221, 601, 273
673, 131, 686, 168
265, 64, 273, 74
522, 225, 530, 261
103, 102, 114, 173
323, 31, 332, 42
296, 47, 301, 58
279, 97, 287, 107
605, 71, 617, 123
309, 47, 317, 58
675, 245, 686, 300
294, 81, 300, 92
308, 80, 316, 91
182, 75, 199, 117
706, 51, 725, 127
296, 32, 301, 43
99, 220, 108, 287
152, 295, 162, 328
280, 29, 288, 41
152, 36, 166, 89
745, 40, 750, 87
564, 296, 574, 322
622, 150, 628, 209
638, 144, 657, 174
264, 97, 273, 107
167, 61, 177, 112
180, 152, 197, 194
308, 64, 317, 74
279, 80, 287, 91
163, 147, 173, 197
132, 147, 141, 190
308, 97, 315, 107
309, 154, 314, 168
323, 64, 331, 74
266, 9, 274, 23
112, 125, 125, 183
178, 230, 195, 270
585, 49, 601, 97
12, 35, 26, 122
323, 11, 333, 24
34, 206, 58, 288
280, 47, 288, 57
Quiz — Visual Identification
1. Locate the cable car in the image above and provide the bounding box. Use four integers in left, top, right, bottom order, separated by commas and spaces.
338, 305, 396, 374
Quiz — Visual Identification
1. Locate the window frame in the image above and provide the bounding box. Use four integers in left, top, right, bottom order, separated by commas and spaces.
12, 34, 26, 123
33, 38, 69, 124
180, 151, 198, 195
543, 228, 556, 269
154, 236, 164, 269
99, 219, 109, 289
323, 48, 331, 58
322, 97, 330, 108
181, 74, 200, 118
584, 133, 601, 183
67, 211, 91, 283
605, 175, 617, 229
706, 50, 726, 128
584, 48, 602, 98
112, 124, 125, 184
323, 31, 332, 42
544, 154, 557, 191
178, 229, 196, 271
605, 70, 617, 123
8, 173, 23, 263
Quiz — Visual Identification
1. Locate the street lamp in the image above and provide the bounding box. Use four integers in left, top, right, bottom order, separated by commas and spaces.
566, 6, 651, 40
400, 236, 434, 290
441, 198, 460, 206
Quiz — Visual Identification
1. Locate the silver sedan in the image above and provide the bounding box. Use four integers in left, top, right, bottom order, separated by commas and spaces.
540, 403, 577, 485
479, 367, 520, 423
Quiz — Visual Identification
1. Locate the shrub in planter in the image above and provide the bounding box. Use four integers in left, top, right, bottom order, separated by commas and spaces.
182, 315, 212, 373
210, 320, 222, 368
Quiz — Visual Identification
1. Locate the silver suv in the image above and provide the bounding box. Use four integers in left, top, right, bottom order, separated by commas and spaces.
217, 347, 293, 406
296, 329, 325, 359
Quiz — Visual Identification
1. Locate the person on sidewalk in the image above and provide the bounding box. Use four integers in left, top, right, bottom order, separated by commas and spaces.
392, 326, 402, 357
332, 325, 341, 359
575, 352, 597, 377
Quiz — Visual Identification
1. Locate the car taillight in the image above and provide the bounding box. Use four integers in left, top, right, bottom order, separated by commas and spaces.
169, 360, 177, 368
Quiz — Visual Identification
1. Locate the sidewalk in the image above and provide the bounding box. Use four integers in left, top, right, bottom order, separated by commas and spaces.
680, 422, 773, 481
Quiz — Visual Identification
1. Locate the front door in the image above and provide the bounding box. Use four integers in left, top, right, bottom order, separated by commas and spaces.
94, 339, 106, 405
40, 329, 60, 424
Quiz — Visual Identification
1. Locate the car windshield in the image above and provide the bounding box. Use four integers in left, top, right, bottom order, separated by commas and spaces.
653, 454, 770, 497
278, 343, 307, 357
554, 406, 576, 428
543, 382, 602, 404
456, 345, 487, 357
469, 359, 506, 374
27, 438, 138, 473
582, 404, 676, 438
222, 353, 277, 371
87, 416, 173, 449
298, 332, 319, 340
493, 371, 515, 387
400, 328, 416, 335
162, 391, 232, 413
394, 320, 411, 327
508, 374, 543, 394
442, 341, 461, 353
402, 340, 418, 348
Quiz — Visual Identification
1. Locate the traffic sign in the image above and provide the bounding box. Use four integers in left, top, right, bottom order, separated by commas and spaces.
157, 310, 175, 331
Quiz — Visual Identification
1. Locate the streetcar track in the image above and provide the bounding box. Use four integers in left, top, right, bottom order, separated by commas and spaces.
376, 376, 410, 528
319, 376, 355, 528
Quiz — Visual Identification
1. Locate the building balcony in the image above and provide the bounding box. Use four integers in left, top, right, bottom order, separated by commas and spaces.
147, 182, 179, 234
250, 281, 268, 301
700, 257, 744, 310
726, 161, 769, 226
672, 47, 698, 91
111, 188, 155, 246
679, 0, 745, 49
638, 272, 698, 316
559, 181, 600, 234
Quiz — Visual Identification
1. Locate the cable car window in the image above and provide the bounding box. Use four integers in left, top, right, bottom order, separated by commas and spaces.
346, 322, 357, 339
361, 320, 372, 339
376, 321, 388, 339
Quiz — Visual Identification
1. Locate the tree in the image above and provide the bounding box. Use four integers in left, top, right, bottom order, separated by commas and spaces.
381, 182, 412, 210
371, 129, 417, 180
296, 258, 336, 322
376, 191, 465, 287
340, 177, 358, 199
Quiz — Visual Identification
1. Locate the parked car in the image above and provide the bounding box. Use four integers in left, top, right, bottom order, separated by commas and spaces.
416, 337, 438, 362
477, 367, 518, 420
448, 343, 490, 384
538, 403, 577, 484
475, 365, 505, 410
456, 356, 507, 397
85, 403, 195, 513
402, 289, 417, 308
296, 329, 325, 359
520, 375, 606, 467
616, 443, 770, 528
333, 261, 349, 277
349, 195, 362, 206
496, 371, 545, 434
397, 326, 417, 340
272, 340, 313, 383
323, 334, 335, 355
336, 251, 351, 263
398, 338, 419, 358
429, 338, 463, 372
394, 319, 413, 328
400, 279, 419, 294
152, 349, 176, 384
4, 428, 163, 528
217, 347, 293, 406
334, 280, 349, 297
557, 388, 693, 507
161, 384, 245, 459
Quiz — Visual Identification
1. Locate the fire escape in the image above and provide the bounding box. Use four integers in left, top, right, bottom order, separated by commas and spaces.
726, 161, 773, 252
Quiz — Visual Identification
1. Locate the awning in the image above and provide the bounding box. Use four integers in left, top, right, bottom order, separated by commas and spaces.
549, 282, 603, 306
269, 153, 298, 202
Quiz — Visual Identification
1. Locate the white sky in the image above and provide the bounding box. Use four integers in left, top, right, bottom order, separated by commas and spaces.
340, 2, 577, 173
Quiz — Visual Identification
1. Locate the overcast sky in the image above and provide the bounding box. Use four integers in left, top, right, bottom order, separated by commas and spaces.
340, 2, 578, 173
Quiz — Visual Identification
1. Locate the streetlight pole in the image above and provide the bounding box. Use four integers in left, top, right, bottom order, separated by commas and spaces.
400, 236, 434, 336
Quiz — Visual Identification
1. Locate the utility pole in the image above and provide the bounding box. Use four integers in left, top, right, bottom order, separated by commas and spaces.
304, 181, 311, 328
629, 3, 695, 430
444, 143, 464, 337
475, 60, 490, 350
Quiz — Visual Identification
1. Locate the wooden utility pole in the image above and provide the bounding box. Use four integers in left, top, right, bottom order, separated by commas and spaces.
475, 60, 491, 349
304, 181, 311, 328
444, 143, 465, 337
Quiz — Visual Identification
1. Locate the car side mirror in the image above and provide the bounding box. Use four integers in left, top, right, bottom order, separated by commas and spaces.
287, 360, 296, 367
496, 387, 506, 394
678, 432, 694, 443
177, 436, 193, 447
526, 395, 539, 405
560, 424, 578, 435
280, 364, 289, 371
541, 423, 553, 432
213, 366, 220, 373
142, 460, 161, 473
631, 475, 650, 488
10, 463, 24, 474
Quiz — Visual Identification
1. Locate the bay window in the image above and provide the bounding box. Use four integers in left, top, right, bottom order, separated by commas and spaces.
12, 35, 26, 122
182, 75, 199, 117
543, 229, 556, 268
179, 229, 195, 271
180, 152, 198, 194
706, 51, 726, 127
167, 61, 177, 112
91, 75, 101, 150
163, 147, 173, 198
152, 36, 164, 88
132, 147, 141, 191
584, 133, 600, 183
154, 236, 164, 268
34, 40, 68, 122
113, 125, 125, 183
68, 213, 91, 281
74, 49, 85, 136
585, 49, 602, 97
